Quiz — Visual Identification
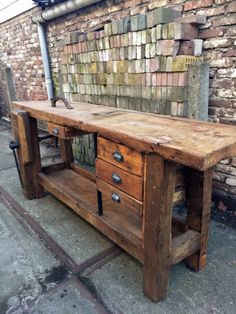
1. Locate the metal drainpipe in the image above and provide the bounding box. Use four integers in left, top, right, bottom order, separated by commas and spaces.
32, 0, 102, 100
37, 22, 54, 99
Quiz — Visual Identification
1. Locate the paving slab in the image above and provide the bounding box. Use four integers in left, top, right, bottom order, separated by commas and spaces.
26, 278, 107, 314
82, 223, 236, 314
0, 128, 15, 170
0, 201, 60, 313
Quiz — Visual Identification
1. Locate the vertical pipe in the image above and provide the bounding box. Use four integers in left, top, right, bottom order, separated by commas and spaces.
37, 22, 54, 99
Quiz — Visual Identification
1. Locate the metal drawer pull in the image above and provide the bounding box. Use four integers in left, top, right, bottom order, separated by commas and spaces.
111, 192, 120, 203
113, 151, 124, 162
53, 128, 59, 135
112, 173, 122, 184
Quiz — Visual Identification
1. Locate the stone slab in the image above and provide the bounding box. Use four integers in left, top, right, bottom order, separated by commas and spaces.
82, 222, 236, 314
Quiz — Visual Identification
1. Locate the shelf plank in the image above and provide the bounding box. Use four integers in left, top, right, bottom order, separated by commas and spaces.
38, 169, 144, 262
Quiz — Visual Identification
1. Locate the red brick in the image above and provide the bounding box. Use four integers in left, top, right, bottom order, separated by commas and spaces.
199, 28, 225, 39
146, 73, 152, 86
184, 0, 213, 11
225, 49, 236, 57
227, 2, 236, 13
161, 72, 167, 86
152, 73, 157, 86
173, 73, 179, 87
167, 73, 173, 86
178, 72, 188, 86
124, 0, 142, 9
161, 40, 180, 56
150, 58, 160, 72
156, 73, 162, 85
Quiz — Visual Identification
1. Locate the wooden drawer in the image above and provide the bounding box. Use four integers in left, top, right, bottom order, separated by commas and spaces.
96, 159, 143, 201
97, 179, 143, 216
97, 137, 143, 176
47, 123, 83, 139
97, 179, 143, 246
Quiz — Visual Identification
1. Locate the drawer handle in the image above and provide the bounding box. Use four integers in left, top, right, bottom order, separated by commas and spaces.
113, 151, 124, 163
112, 173, 122, 184
53, 128, 59, 135
111, 192, 120, 203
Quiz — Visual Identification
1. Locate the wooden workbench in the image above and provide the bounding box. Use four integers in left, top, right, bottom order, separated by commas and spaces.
12, 100, 236, 301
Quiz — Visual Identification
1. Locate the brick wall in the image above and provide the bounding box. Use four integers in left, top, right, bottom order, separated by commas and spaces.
0, 7, 47, 118
0, 0, 235, 202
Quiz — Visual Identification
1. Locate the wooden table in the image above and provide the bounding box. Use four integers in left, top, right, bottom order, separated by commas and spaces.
12, 100, 236, 301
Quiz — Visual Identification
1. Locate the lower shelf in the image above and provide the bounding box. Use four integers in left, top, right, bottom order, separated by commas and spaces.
38, 168, 144, 261
38, 168, 200, 266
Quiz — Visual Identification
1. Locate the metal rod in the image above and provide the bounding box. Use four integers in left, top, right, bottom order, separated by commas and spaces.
12, 148, 24, 188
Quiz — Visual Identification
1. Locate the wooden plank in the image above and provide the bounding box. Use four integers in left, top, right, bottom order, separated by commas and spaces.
97, 136, 144, 176
184, 168, 213, 271
170, 230, 201, 266
172, 212, 187, 232
143, 154, 176, 301
59, 138, 74, 167
38, 169, 144, 262
96, 159, 143, 201
12, 101, 236, 170
42, 162, 66, 174
97, 178, 143, 216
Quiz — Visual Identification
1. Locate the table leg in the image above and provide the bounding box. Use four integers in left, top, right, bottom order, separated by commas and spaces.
59, 138, 74, 167
11, 110, 44, 199
29, 116, 44, 198
143, 154, 176, 301
185, 168, 213, 271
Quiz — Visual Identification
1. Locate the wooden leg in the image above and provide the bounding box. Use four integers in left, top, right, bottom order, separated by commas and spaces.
143, 154, 176, 301
59, 138, 74, 167
11, 110, 44, 199
184, 168, 213, 271
29, 117, 44, 198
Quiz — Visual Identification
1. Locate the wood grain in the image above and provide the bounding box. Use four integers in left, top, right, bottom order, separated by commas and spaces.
97, 178, 143, 216
184, 167, 213, 271
11, 110, 35, 199
59, 138, 74, 167
143, 154, 176, 301
97, 136, 143, 176
170, 230, 200, 266
47, 122, 85, 139
12, 100, 236, 170
96, 159, 143, 201
38, 169, 144, 261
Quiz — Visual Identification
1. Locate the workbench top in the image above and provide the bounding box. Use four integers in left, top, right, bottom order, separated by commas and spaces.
13, 100, 236, 170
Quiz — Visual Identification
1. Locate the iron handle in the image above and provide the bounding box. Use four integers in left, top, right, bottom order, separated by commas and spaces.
111, 192, 120, 203
112, 173, 122, 184
9, 140, 23, 188
113, 151, 124, 163
53, 128, 59, 136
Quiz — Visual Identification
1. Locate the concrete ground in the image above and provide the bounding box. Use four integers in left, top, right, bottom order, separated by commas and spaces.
0, 121, 235, 314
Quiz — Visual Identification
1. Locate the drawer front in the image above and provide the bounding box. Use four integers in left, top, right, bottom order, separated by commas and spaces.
97, 179, 143, 216
47, 123, 82, 139
97, 179, 143, 246
97, 137, 143, 176
96, 159, 143, 201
